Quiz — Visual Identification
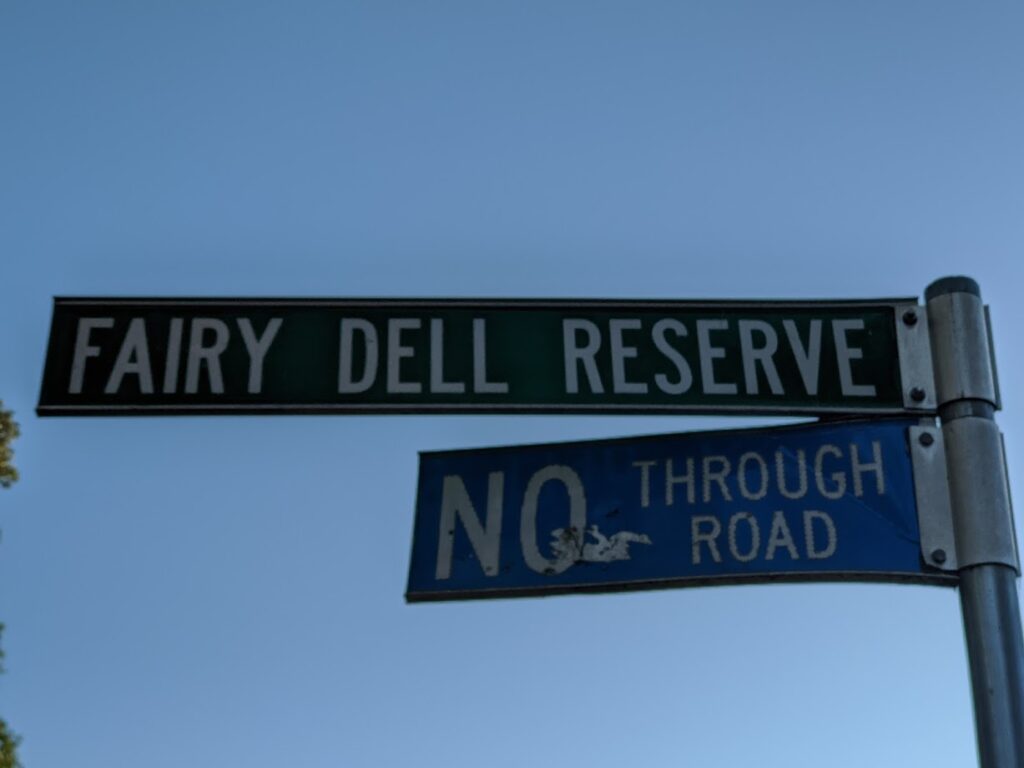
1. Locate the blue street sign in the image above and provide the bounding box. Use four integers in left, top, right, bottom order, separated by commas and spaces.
407, 419, 955, 601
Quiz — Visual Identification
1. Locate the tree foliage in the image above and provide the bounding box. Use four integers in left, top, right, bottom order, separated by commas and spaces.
0, 720, 19, 768
0, 624, 20, 768
0, 403, 22, 767
0, 404, 18, 489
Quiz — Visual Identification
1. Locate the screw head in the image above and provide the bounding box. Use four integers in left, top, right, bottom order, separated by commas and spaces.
902, 310, 918, 326
910, 387, 927, 402
919, 432, 935, 447
931, 549, 947, 565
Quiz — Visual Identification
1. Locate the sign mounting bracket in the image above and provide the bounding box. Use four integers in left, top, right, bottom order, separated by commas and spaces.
909, 422, 957, 572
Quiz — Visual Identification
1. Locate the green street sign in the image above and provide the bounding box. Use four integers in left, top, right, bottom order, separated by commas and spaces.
37, 297, 936, 416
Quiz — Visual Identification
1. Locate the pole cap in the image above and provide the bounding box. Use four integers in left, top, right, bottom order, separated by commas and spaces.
925, 276, 980, 301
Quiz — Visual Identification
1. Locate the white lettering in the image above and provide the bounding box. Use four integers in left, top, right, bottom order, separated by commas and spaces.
430, 319, 465, 394
765, 510, 799, 561
696, 319, 737, 395
814, 444, 846, 500
338, 319, 378, 394
520, 465, 587, 575
702, 455, 732, 502
105, 318, 153, 394
387, 318, 421, 394
833, 319, 876, 397
728, 512, 760, 562
738, 320, 783, 395
691, 515, 722, 564
666, 457, 695, 505
775, 449, 808, 500
804, 510, 838, 559
652, 319, 693, 395
185, 318, 229, 394
163, 318, 183, 393
850, 440, 885, 497
737, 451, 769, 500
435, 473, 504, 579
632, 460, 656, 508
783, 319, 822, 396
563, 319, 603, 394
609, 319, 647, 394
237, 318, 282, 394
473, 318, 508, 394
69, 317, 114, 393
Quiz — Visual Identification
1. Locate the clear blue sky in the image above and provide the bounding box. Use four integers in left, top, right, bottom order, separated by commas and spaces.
3, 2, 1023, 766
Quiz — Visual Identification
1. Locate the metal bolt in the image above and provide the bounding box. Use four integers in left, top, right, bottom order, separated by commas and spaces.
902, 309, 918, 326
910, 387, 927, 402
931, 549, 947, 565
919, 432, 935, 447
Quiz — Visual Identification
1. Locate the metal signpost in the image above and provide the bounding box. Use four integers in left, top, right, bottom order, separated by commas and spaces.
35, 278, 1024, 767
38, 296, 935, 416
924, 278, 1023, 767
407, 418, 956, 601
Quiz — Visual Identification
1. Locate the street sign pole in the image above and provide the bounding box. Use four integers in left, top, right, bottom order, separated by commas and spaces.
926, 277, 1024, 768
